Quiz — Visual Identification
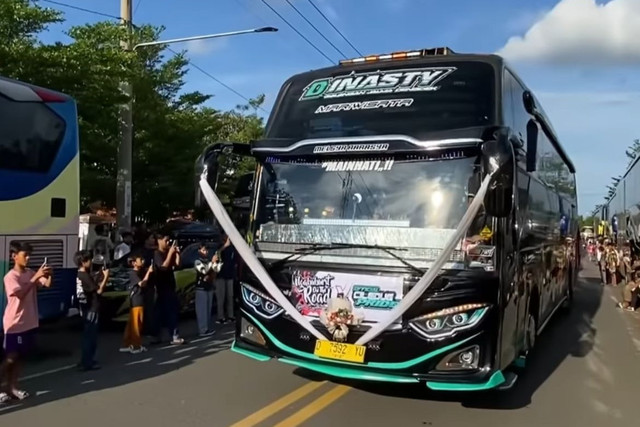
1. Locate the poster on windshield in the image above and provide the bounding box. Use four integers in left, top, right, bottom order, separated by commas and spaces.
290, 270, 404, 324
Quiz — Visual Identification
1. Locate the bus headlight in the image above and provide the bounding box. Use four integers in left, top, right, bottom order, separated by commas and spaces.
241, 283, 284, 319
409, 304, 489, 339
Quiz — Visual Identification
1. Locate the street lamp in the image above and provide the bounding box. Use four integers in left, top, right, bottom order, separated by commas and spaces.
116, 27, 278, 230
133, 27, 278, 50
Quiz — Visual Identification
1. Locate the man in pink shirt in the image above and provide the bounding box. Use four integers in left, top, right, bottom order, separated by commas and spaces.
1, 242, 52, 404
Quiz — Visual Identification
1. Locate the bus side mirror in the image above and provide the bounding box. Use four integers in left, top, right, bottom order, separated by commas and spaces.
523, 90, 536, 115
482, 136, 514, 218
195, 149, 220, 208
195, 142, 252, 208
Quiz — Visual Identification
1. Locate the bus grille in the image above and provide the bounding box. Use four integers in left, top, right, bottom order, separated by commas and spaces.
8, 239, 64, 268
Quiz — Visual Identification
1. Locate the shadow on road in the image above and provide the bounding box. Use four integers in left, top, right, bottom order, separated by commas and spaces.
295, 271, 604, 410
0, 319, 235, 415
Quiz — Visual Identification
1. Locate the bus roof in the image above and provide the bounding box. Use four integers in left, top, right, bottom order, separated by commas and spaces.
265, 48, 576, 174
272, 51, 505, 93
0, 75, 72, 103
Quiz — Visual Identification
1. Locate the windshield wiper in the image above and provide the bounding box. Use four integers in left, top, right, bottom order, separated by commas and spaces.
266, 242, 426, 275
327, 242, 426, 275
266, 243, 341, 271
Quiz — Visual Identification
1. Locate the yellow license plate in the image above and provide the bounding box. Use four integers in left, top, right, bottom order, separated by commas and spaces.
313, 340, 366, 363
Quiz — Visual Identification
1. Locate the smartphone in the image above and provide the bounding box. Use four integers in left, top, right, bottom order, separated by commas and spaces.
43, 257, 48, 266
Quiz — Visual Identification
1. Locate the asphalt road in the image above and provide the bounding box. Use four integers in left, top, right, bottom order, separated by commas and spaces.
2, 261, 640, 426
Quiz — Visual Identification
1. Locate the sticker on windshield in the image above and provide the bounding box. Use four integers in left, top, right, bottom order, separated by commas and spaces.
291, 270, 334, 316
300, 67, 456, 100
479, 226, 493, 240
313, 143, 389, 154
352, 285, 400, 310
314, 98, 414, 114
322, 159, 394, 172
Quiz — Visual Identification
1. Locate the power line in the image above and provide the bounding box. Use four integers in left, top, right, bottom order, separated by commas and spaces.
233, 0, 270, 26
134, 0, 143, 15
259, 0, 335, 64
34, 1, 267, 113
284, 0, 348, 59
306, 0, 362, 57
36, 0, 122, 21
167, 47, 269, 114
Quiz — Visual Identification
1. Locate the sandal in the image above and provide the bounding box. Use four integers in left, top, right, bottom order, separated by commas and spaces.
0, 392, 11, 404
11, 390, 29, 400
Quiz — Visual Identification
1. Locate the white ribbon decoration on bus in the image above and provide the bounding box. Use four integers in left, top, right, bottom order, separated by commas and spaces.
354, 172, 493, 345
199, 171, 493, 346
199, 175, 326, 341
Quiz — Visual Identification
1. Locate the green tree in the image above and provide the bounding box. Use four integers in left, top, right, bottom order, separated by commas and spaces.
0, 0, 266, 224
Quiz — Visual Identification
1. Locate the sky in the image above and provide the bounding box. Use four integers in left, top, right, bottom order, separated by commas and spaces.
36, 0, 640, 215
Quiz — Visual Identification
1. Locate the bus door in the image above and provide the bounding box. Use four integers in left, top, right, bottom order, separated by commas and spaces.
503, 170, 531, 363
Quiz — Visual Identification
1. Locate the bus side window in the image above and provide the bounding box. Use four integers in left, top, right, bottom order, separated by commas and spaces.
502, 70, 515, 132
528, 178, 551, 238
504, 70, 529, 150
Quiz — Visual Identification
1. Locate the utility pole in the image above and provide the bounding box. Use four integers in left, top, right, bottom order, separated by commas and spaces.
116, 0, 133, 231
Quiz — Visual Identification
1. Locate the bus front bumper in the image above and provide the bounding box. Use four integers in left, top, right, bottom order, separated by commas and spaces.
232, 311, 506, 392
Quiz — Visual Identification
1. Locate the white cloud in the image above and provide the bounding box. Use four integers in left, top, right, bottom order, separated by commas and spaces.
184, 38, 229, 56
505, 8, 550, 33
497, 0, 640, 65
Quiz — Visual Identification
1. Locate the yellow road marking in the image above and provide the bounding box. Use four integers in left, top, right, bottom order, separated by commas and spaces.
229, 381, 326, 427
273, 385, 352, 427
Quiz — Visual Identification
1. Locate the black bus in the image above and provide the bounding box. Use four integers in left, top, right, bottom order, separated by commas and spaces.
196, 47, 578, 391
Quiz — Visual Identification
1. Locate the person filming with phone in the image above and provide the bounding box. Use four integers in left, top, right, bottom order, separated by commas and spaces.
75, 249, 110, 371
1, 242, 52, 404
151, 233, 184, 345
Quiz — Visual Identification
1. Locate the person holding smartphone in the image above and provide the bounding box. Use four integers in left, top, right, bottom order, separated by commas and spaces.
151, 233, 184, 345
75, 249, 109, 371
120, 253, 153, 353
1, 242, 52, 404
215, 234, 237, 324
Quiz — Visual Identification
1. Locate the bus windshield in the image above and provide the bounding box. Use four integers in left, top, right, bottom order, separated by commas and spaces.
255, 155, 483, 257
267, 61, 495, 140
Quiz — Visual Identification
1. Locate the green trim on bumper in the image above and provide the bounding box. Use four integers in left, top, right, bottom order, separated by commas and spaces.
231, 341, 272, 362
426, 370, 505, 391
241, 310, 477, 370
230, 341, 505, 389
279, 357, 420, 383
